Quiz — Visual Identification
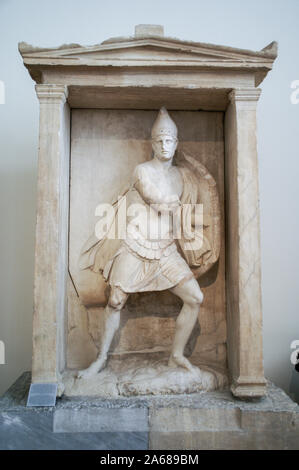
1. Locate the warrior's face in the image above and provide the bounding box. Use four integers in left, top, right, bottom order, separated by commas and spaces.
152, 134, 178, 162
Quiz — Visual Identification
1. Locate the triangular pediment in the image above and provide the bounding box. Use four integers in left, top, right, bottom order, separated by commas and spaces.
19, 36, 277, 67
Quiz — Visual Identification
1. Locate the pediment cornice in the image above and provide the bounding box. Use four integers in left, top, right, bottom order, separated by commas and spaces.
19, 35, 277, 64
19, 28, 277, 87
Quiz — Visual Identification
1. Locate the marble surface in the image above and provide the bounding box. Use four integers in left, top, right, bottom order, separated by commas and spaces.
19, 25, 278, 399
1, 372, 299, 450
2, 372, 298, 413
0, 411, 148, 450
67, 109, 226, 388
0, 373, 147, 450
64, 355, 228, 397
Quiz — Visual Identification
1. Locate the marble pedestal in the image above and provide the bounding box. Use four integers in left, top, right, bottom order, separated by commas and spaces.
1, 373, 298, 450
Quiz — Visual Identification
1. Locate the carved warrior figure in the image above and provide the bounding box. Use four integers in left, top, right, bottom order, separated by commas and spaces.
78, 108, 220, 379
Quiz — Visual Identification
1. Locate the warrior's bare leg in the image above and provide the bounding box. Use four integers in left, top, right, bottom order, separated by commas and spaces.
168, 277, 203, 372
77, 286, 128, 379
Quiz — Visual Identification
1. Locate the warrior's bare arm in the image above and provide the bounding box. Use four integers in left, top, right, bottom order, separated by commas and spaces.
133, 166, 180, 211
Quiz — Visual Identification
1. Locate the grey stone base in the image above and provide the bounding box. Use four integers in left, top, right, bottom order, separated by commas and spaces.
0, 372, 299, 450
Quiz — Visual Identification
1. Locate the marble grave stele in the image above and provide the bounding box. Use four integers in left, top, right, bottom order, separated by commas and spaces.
19, 24, 278, 398
75, 106, 224, 395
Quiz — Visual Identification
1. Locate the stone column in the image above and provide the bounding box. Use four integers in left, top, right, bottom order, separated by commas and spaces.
224, 88, 267, 397
32, 84, 70, 390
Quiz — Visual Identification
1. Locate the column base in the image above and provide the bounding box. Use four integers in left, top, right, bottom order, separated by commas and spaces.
231, 376, 267, 398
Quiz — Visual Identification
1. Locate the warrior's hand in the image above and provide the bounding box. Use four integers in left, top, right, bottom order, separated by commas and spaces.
151, 196, 181, 213
165, 194, 180, 205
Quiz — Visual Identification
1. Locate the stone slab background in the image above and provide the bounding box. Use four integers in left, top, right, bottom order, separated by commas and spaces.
0, 0, 299, 401
68, 109, 225, 370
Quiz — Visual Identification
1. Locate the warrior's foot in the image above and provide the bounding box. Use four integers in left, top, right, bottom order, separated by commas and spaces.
168, 353, 197, 373
77, 355, 107, 379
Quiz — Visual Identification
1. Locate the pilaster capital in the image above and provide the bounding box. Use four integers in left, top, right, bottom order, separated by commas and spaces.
229, 88, 261, 105
35, 84, 68, 104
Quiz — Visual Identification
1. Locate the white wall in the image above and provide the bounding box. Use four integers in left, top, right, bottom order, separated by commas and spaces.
0, 0, 298, 397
